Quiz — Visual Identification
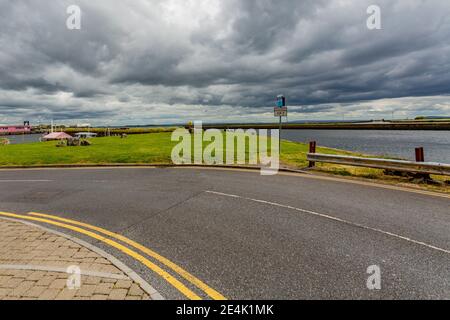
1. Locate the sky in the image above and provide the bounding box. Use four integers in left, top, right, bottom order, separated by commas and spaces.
1, 0, 450, 125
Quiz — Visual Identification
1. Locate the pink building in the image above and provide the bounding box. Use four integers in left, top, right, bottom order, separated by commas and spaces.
0, 125, 31, 135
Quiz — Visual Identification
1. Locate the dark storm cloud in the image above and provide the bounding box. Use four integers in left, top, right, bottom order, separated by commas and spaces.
0, 0, 450, 124
0, 97, 118, 123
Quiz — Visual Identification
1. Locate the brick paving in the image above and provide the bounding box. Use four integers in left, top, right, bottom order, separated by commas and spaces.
0, 218, 151, 300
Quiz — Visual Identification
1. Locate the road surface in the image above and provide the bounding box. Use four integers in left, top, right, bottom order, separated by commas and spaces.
0, 167, 448, 299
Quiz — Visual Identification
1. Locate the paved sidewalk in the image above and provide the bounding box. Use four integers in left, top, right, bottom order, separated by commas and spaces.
0, 218, 152, 300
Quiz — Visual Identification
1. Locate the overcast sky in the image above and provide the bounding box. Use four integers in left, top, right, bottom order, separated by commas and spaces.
1, 0, 450, 125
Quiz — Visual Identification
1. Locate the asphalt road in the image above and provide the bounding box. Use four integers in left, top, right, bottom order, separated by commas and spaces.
0, 167, 449, 299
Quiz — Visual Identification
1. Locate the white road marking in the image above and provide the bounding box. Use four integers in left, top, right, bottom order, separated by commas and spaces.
0, 180, 52, 182
205, 190, 450, 255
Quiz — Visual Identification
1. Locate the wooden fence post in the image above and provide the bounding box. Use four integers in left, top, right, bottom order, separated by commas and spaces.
309, 141, 317, 168
415, 147, 425, 162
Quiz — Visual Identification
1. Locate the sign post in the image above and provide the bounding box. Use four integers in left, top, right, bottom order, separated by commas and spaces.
274, 95, 287, 153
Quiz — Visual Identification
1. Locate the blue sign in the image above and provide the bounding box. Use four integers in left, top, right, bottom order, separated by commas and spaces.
277, 95, 286, 107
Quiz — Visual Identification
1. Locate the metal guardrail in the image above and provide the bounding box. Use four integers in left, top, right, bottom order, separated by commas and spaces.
307, 153, 450, 176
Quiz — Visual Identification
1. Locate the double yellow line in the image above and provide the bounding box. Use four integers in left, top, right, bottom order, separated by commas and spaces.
0, 211, 226, 300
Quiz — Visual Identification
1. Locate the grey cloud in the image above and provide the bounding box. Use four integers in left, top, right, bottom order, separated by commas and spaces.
0, 0, 450, 124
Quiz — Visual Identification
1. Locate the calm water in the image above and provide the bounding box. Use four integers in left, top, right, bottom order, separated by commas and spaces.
2, 134, 42, 144
281, 130, 450, 163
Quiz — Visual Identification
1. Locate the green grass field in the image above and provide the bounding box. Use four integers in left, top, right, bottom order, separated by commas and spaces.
0, 132, 365, 166
0, 132, 344, 166
0, 133, 176, 166
0, 132, 448, 193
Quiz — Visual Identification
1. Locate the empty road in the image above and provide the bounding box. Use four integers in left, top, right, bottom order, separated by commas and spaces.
0, 167, 449, 299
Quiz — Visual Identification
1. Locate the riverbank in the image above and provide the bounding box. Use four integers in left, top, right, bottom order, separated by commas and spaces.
0, 132, 448, 193
281, 129, 450, 163
12, 120, 450, 139
6, 130, 449, 164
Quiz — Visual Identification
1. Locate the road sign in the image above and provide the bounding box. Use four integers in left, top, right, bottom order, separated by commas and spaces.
277, 95, 286, 108
275, 95, 287, 154
274, 107, 288, 117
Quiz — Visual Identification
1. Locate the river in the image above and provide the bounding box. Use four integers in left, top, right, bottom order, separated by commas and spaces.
2, 134, 43, 144
281, 130, 450, 163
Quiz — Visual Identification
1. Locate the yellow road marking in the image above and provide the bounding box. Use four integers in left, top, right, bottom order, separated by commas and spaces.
0, 211, 201, 300
28, 211, 227, 300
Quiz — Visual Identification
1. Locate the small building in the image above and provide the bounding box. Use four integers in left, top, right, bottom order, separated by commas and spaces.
74, 132, 97, 139
0, 125, 31, 135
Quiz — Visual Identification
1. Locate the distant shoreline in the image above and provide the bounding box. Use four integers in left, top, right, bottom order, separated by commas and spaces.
203, 122, 450, 131
1, 121, 449, 136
